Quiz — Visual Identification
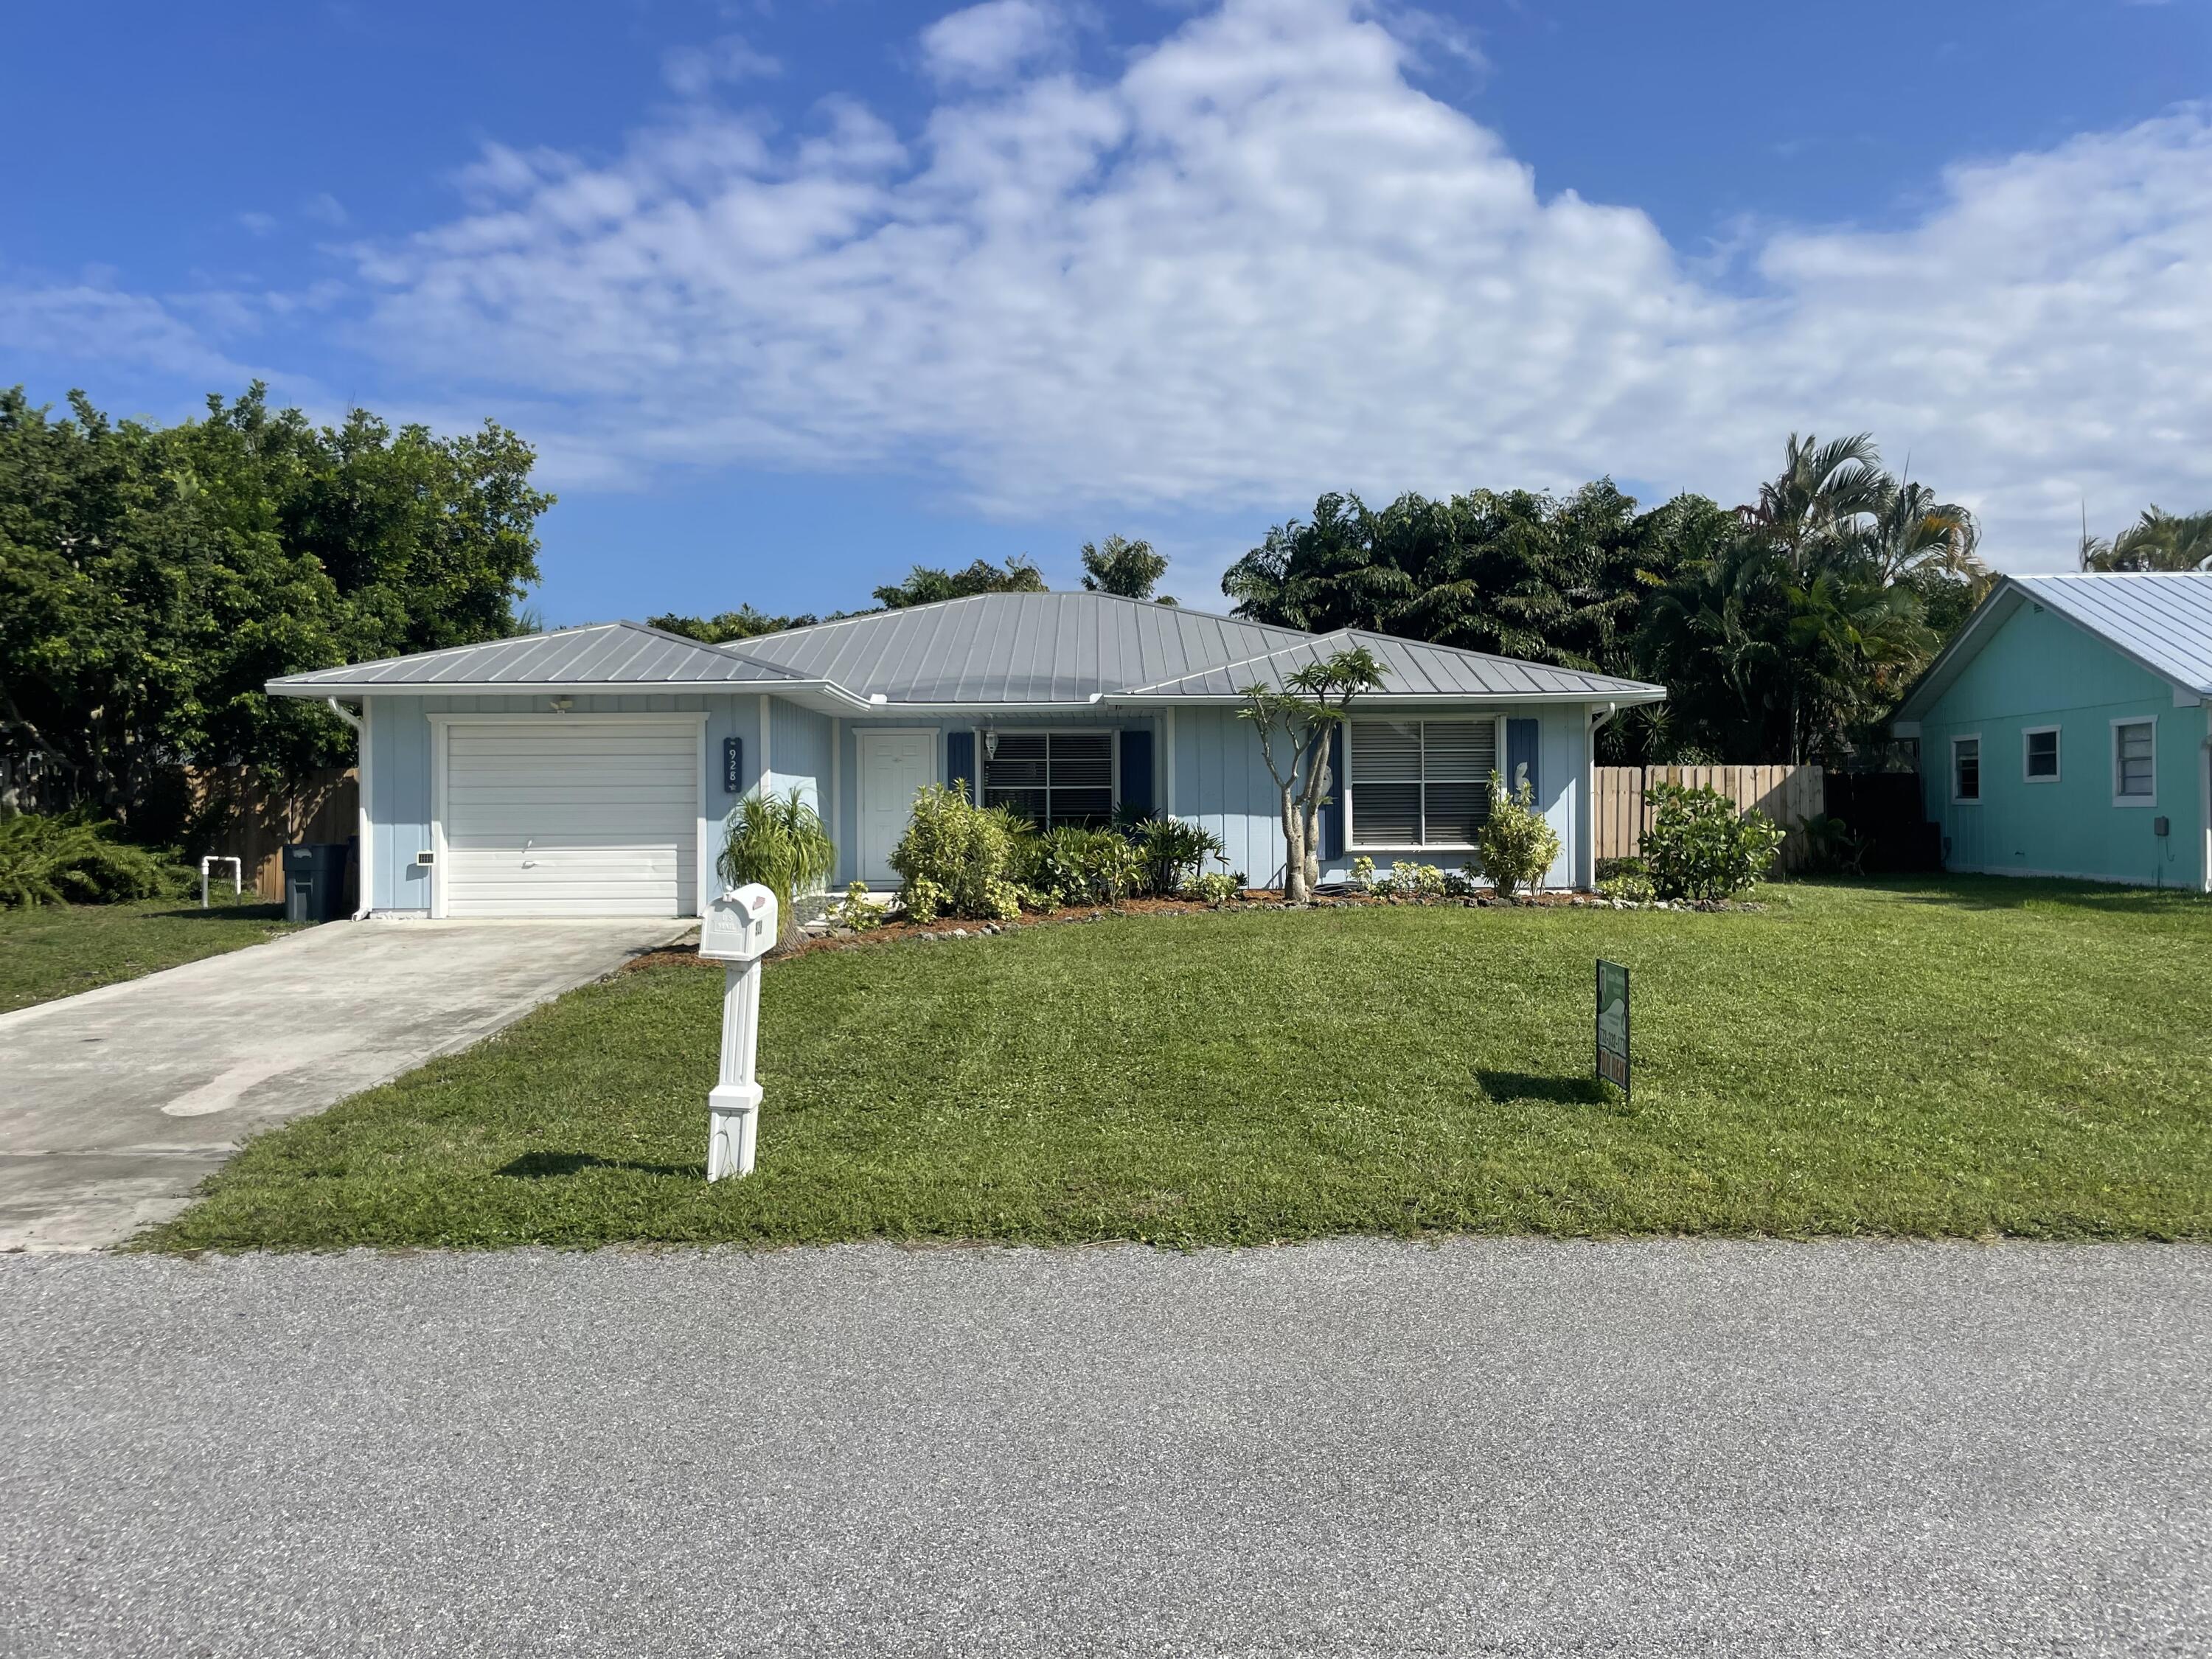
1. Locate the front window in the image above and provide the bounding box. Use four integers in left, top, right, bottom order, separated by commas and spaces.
2114, 720, 2155, 801
1952, 737, 1980, 802
1349, 718, 1495, 847
982, 731, 1113, 828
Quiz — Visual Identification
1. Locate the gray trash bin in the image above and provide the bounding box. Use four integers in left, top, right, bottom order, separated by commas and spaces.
282, 843, 351, 924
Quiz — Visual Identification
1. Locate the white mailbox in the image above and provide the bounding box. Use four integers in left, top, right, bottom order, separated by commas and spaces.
701, 884, 778, 1180
700, 883, 777, 962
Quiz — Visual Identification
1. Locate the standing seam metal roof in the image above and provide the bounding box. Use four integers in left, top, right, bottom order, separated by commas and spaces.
267, 594, 1666, 704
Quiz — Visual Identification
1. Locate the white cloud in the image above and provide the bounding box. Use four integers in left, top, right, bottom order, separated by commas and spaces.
663, 32, 782, 98
342, 0, 2212, 566
236, 210, 277, 237
0, 281, 262, 385
919, 0, 1069, 86
33, 0, 2208, 574
303, 192, 350, 227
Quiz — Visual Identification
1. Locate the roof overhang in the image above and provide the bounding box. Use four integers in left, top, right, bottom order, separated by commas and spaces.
1101, 688, 1669, 709
269, 678, 877, 714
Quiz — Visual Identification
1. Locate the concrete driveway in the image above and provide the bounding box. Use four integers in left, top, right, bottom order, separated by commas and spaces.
3, 1239, 2207, 1656
0, 919, 686, 1251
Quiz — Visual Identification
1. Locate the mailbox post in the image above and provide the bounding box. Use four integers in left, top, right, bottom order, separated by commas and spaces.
698, 883, 779, 1180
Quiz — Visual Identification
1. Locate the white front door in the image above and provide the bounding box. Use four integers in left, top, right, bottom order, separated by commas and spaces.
858, 730, 933, 885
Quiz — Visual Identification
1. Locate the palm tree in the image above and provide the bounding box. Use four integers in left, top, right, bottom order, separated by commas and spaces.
1741, 432, 1888, 575
2084, 506, 2212, 571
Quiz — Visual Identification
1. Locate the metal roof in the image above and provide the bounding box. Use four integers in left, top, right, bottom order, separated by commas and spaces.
268, 593, 1664, 707
717, 592, 1316, 703
1894, 573, 2212, 722
265, 621, 818, 694
1113, 627, 1665, 702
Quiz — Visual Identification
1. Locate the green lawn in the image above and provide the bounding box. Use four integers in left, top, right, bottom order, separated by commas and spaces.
0, 893, 302, 1014
142, 879, 2212, 1252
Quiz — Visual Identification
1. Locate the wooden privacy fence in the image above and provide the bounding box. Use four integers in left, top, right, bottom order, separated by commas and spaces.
1594, 765, 1826, 874
187, 766, 358, 902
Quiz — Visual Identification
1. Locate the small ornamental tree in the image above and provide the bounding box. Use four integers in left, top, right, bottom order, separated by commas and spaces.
1237, 646, 1385, 902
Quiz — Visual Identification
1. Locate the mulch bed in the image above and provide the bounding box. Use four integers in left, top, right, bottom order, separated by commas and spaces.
620, 886, 1748, 973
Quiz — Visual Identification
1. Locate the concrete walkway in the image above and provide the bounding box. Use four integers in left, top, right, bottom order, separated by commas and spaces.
0, 919, 686, 1251
3, 1239, 2207, 1657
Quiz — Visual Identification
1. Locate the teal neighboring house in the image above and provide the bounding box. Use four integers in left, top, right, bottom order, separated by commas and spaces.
1893, 573, 2212, 891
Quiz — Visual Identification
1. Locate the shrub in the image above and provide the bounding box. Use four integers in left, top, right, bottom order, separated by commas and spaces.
1801, 813, 1867, 877
1391, 862, 1448, 900
1188, 871, 1239, 906
902, 877, 951, 925
1441, 865, 1481, 899
889, 783, 1024, 921
1476, 776, 1561, 898
1642, 783, 1786, 901
1026, 824, 1143, 908
831, 879, 883, 932
717, 787, 836, 948
1595, 856, 1648, 883
0, 812, 188, 910
1596, 870, 1656, 904
1118, 812, 1227, 897
1349, 855, 1377, 891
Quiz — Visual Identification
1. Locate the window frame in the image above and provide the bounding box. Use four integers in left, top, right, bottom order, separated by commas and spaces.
2020, 725, 2061, 785
2110, 717, 2157, 807
1345, 714, 1503, 852
976, 727, 1120, 830
1950, 733, 1983, 805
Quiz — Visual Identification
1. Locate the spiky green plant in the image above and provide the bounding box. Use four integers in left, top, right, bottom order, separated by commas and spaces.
715, 787, 836, 950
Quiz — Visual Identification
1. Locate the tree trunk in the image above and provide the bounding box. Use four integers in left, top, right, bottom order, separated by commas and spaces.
1279, 782, 1309, 902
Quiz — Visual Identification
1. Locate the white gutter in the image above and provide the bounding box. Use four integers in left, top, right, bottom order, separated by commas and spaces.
324, 698, 373, 921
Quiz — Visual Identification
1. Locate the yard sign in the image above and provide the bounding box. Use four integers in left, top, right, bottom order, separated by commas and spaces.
1596, 959, 1630, 1097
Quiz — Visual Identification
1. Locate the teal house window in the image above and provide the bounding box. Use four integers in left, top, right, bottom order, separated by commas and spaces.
2023, 727, 2059, 782
2112, 720, 2155, 804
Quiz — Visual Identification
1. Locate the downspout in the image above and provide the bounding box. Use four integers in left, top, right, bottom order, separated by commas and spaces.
1583, 702, 1620, 891
326, 698, 373, 921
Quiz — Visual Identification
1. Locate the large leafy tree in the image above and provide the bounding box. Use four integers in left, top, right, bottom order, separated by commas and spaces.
0, 384, 551, 833
647, 606, 818, 644
1223, 437, 1979, 768
1222, 481, 1723, 679
872, 556, 1045, 608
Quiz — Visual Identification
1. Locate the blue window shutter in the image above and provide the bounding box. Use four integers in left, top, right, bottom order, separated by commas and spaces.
946, 730, 975, 801
1322, 728, 1346, 860
1506, 718, 1540, 801
1119, 729, 1154, 818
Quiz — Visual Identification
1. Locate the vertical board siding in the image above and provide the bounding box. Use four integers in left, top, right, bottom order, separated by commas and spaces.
1174, 703, 1585, 889
1593, 765, 1826, 873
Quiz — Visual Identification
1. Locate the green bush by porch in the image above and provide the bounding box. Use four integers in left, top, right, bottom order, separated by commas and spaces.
141, 879, 2212, 1252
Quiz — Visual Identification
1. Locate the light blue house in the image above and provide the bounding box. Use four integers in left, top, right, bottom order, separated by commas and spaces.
1893, 574, 2212, 891
266, 592, 1663, 918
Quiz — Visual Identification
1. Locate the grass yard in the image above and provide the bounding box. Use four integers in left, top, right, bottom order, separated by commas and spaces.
142, 879, 2212, 1252
0, 893, 302, 1014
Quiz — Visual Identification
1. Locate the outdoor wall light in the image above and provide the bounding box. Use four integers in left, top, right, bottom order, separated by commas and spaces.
984, 728, 1000, 759
549, 696, 574, 714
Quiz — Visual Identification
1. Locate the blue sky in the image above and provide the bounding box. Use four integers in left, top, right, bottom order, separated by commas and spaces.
7, 0, 2209, 624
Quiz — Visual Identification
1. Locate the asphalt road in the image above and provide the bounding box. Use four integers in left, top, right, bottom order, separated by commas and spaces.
4, 1239, 2208, 1658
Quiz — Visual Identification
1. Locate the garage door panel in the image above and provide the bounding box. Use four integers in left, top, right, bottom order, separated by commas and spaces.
441, 719, 698, 918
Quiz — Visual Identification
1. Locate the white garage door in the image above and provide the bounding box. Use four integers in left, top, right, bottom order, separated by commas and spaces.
440, 720, 700, 918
